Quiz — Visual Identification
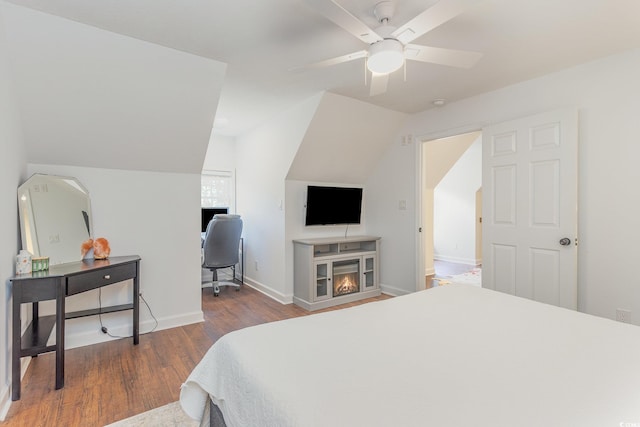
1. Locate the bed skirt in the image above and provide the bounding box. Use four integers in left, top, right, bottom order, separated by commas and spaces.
210, 398, 226, 427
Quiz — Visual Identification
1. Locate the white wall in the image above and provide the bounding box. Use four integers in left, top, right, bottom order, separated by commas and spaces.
0, 3, 27, 417
203, 134, 236, 172
236, 94, 322, 302
365, 137, 417, 296
368, 48, 640, 324
433, 137, 482, 264
3, 2, 225, 174
25, 164, 203, 347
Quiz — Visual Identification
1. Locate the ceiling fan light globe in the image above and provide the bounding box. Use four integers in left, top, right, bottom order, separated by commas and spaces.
367, 39, 404, 74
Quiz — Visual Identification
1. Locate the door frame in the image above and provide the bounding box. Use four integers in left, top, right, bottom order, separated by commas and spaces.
414, 123, 485, 292
415, 112, 578, 302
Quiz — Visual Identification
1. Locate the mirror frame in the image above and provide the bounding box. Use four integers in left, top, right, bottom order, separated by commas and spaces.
18, 174, 93, 265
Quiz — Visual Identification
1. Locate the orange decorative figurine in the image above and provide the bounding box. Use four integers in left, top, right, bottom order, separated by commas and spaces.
93, 237, 111, 259
81, 237, 111, 259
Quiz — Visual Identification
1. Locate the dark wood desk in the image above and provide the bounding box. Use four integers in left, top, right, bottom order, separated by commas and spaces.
10, 255, 140, 401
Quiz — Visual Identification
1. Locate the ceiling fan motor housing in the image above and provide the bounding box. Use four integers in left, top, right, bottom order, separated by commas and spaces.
374, 1, 395, 24
369, 1, 403, 76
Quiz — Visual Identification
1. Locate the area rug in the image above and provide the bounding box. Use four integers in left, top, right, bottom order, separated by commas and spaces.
105, 401, 198, 427
436, 268, 481, 287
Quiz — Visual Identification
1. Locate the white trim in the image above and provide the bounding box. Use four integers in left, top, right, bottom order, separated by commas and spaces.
380, 283, 412, 297
0, 383, 11, 421
415, 125, 483, 296
0, 357, 31, 421
414, 121, 489, 145
433, 255, 480, 266
292, 289, 381, 311
242, 276, 293, 305
63, 311, 204, 349
415, 140, 424, 292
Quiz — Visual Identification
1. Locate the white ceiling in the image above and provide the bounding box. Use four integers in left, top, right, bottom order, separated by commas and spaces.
6, 0, 640, 136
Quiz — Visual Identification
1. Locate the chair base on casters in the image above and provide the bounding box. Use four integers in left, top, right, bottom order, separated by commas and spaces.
212, 280, 240, 297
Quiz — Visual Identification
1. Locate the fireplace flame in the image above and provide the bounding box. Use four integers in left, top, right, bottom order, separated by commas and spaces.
334, 273, 358, 296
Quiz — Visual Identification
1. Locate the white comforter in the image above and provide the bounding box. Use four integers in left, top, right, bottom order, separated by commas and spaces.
181, 285, 640, 427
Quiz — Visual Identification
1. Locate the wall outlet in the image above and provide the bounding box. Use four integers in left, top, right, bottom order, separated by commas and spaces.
616, 308, 632, 323
254, 260, 259, 271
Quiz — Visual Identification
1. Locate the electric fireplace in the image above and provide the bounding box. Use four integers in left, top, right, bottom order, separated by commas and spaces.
332, 259, 360, 297
292, 236, 381, 311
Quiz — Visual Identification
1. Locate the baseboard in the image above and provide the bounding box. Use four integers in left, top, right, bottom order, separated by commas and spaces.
380, 283, 412, 297
424, 267, 436, 276
63, 310, 204, 349
0, 354, 32, 421
433, 255, 479, 266
242, 276, 293, 305
0, 383, 10, 421
292, 289, 381, 311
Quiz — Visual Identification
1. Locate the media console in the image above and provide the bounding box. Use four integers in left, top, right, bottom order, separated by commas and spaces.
293, 236, 380, 310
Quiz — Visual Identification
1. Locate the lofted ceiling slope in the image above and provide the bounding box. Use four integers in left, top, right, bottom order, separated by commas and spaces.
424, 131, 479, 189
287, 92, 407, 184
2, 2, 226, 174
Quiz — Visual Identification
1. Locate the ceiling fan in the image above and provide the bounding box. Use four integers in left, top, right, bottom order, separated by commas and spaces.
299, 0, 483, 96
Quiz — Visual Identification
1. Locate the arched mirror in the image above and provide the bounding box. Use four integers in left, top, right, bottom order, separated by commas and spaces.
18, 174, 93, 265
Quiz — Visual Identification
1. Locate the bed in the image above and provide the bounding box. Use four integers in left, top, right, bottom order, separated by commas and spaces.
180, 284, 640, 426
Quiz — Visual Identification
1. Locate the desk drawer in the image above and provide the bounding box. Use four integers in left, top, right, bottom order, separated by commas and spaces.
67, 262, 137, 295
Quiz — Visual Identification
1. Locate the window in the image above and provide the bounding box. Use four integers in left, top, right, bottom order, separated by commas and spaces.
201, 170, 234, 210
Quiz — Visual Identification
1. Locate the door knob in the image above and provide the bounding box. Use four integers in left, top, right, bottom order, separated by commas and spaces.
559, 238, 571, 246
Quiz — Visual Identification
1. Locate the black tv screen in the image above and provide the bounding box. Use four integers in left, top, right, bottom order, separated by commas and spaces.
202, 207, 229, 232
305, 186, 363, 226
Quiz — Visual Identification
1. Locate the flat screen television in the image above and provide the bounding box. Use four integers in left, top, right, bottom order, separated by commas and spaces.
202, 207, 229, 232
305, 186, 363, 226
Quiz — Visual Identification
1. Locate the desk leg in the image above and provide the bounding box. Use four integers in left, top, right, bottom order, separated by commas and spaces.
133, 261, 140, 345
12, 284, 21, 401
55, 279, 65, 389
32, 302, 39, 331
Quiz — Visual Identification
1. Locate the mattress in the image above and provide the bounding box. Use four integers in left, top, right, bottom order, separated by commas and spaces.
181, 284, 640, 426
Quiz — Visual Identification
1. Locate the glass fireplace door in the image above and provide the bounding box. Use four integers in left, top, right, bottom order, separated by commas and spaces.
332, 259, 360, 297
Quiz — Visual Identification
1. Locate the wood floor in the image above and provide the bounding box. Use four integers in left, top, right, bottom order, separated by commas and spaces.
2, 285, 390, 426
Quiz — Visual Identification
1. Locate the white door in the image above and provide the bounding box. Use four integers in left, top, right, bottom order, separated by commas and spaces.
482, 109, 578, 309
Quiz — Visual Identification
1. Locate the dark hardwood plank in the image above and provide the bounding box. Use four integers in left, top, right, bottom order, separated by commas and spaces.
2, 285, 390, 426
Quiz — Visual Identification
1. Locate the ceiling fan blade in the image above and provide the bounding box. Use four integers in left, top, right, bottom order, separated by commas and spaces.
303, 0, 382, 44
369, 73, 389, 96
392, 0, 478, 44
405, 44, 482, 68
290, 50, 368, 72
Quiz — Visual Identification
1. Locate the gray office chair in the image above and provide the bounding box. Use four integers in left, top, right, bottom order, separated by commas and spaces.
202, 214, 243, 296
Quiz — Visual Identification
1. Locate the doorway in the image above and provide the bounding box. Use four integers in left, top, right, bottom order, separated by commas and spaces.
420, 131, 482, 288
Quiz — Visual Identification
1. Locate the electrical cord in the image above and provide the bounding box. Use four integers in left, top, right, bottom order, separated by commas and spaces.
98, 288, 158, 338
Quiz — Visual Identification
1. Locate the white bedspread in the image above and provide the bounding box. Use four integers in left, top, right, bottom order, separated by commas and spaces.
181, 285, 640, 427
